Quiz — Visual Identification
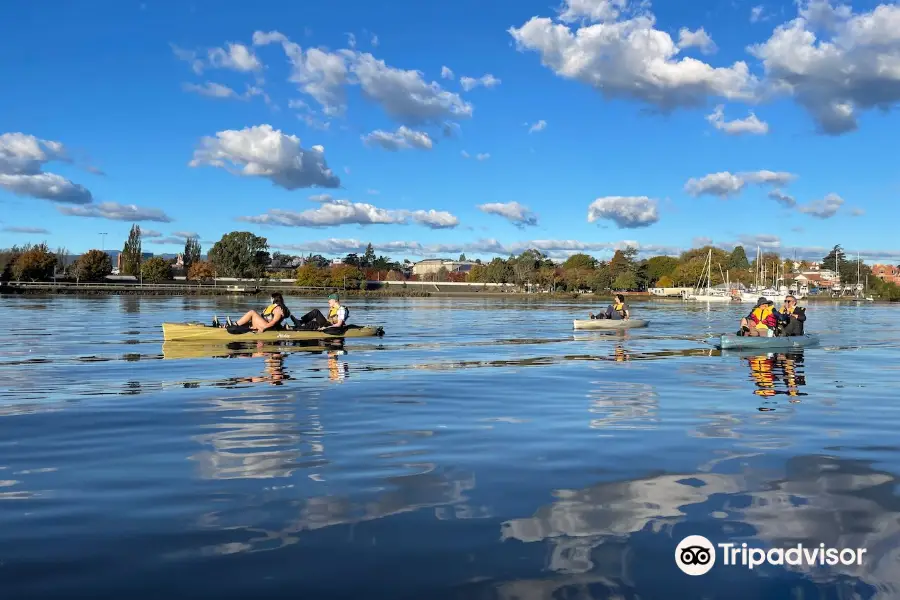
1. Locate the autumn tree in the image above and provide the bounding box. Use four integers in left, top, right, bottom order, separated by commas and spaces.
657, 275, 674, 287
187, 260, 216, 281
75, 250, 113, 281
141, 256, 172, 282
12, 243, 57, 281
328, 264, 364, 289
644, 256, 679, 285
122, 224, 142, 276
295, 263, 329, 287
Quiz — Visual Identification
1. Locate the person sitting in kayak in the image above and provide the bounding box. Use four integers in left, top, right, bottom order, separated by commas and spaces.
738, 297, 790, 336
590, 294, 630, 320
217, 292, 292, 332
291, 293, 349, 330
778, 295, 806, 336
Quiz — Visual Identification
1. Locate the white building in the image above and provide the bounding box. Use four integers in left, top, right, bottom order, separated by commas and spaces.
412, 259, 477, 277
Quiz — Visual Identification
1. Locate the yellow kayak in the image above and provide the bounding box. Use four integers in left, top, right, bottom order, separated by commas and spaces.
162, 322, 385, 342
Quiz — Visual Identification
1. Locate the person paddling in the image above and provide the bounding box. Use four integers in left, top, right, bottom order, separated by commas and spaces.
292, 293, 349, 330
590, 294, 630, 320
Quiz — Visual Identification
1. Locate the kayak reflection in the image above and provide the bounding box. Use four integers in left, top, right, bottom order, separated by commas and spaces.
743, 350, 807, 404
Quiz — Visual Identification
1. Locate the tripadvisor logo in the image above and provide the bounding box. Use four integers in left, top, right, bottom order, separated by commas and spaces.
675, 535, 867, 575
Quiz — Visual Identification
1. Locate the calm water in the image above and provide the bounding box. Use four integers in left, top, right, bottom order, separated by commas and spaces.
1, 295, 899, 599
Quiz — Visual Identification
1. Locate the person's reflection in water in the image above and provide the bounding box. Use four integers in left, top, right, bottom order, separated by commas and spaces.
326, 349, 349, 382
230, 346, 289, 386
746, 351, 806, 410
613, 344, 630, 362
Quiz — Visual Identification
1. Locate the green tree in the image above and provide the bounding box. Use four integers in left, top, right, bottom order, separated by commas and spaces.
75, 249, 113, 281
343, 253, 360, 267
562, 253, 596, 270
362, 244, 376, 268
590, 263, 612, 292
306, 254, 330, 269
183, 237, 202, 273
613, 272, 637, 291
122, 224, 142, 276
459, 253, 467, 262
644, 256, 679, 285
141, 256, 172, 282
12, 243, 57, 281
484, 257, 513, 283
208, 231, 270, 278
0, 246, 23, 282
728, 246, 750, 270
609, 247, 638, 280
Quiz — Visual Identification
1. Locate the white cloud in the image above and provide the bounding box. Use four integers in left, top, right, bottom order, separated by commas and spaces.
58, 202, 173, 222
147, 231, 200, 245
171, 230, 199, 239
850, 207, 865, 216
476, 153, 490, 161
441, 66, 454, 80
796, 192, 844, 218
528, 120, 548, 133
459, 74, 501, 91
409, 210, 459, 229
677, 27, 718, 54
361, 126, 433, 151
748, 1, 900, 134
238, 196, 459, 229
142, 229, 163, 238
253, 31, 472, 126
737, 234, 782, 249
183, 81, 239, 98
172, 42, 262, 74
2, 226, 49, 234
706, 104, 769, 135
587, 196, 659, 228
508, 2, 757, 112
750, 5, 766, 23
768, 189, 796, 207
685, 170, 796, 197
460, 150, 470, 159
693, 236, 714, 247
346, 33, 357, 49
478, 202, 539, 227
559, 0, 628, 23
0, 133, 93, 204
367, 189, 379, 195
371, 34, 379, 47
189, 124, 340, 190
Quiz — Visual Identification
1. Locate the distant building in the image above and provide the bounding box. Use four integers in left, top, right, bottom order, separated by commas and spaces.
872, 264, 900, 285
116, 251, 154, 273
412, 259, 477, 277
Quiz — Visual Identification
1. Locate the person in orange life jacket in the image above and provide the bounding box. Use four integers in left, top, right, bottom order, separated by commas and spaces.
590, 294, 630, 320
738, 297, 791, 336
778, 295, 806, 336
219, 292, 292, 332
292, 293, 349, 330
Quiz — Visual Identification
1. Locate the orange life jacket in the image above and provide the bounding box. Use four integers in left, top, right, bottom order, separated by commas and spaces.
751, 305, 775, 329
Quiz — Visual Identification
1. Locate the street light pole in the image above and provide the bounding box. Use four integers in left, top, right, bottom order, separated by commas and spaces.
99, 232, 107, 250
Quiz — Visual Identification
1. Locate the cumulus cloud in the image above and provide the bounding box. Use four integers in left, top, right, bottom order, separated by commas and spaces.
253, 31, 472, 126
441, 66, 454, 80
0, 132, 93, 204
459, 74, 501, 91
748, 0, 900, 134
182, 82, 241, 98
508, 1, 757, 112
706, 105, 769, 135
796, 192, 844, 218
768, 189, 796, 207
172, 42, 262, 74
677, 27, 718, 54
58, 202, 173, 222
478, 202, 539, 227
238, 196, 458, 229
189, 124, 340, 190
141, 229, 163, 238
587, 196, 659, 228
361, 126, 433, 151
528, 120, 547, 133
685, 170, 796, 198
2, 226, 49, 234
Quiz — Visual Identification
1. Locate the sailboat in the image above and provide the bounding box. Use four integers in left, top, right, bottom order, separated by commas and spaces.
740, 247, 805, 303
686, 250, 732, 302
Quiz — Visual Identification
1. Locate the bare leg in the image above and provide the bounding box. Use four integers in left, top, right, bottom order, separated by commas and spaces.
236, 310, 269, 330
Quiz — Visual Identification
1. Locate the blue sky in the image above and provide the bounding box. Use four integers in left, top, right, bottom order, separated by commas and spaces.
1, 0, 898, 263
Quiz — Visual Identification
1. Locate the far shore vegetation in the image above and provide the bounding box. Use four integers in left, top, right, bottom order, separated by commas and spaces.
2, 226, 899, 301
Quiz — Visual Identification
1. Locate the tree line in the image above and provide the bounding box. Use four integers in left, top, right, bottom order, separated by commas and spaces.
2, 228, 898, 300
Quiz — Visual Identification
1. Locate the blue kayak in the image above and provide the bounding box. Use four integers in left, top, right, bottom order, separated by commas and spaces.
714, 333, 820, 350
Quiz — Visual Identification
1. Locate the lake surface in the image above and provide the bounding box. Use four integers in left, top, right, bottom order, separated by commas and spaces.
1, 295, 899, 599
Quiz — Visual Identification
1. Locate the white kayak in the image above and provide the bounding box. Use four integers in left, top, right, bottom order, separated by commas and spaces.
573, 319, 650, 330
